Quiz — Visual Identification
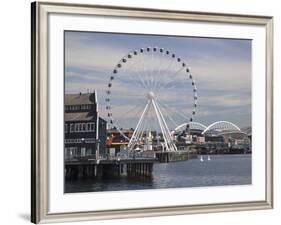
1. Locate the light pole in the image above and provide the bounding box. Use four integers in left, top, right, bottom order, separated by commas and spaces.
96, 139, 100, 161
81, 138, 85, 157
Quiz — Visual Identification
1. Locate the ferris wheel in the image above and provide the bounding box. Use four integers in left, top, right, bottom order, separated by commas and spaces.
105, 46, 198, 152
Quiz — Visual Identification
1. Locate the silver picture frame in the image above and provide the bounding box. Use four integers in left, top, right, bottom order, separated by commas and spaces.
31, 1, 273, 223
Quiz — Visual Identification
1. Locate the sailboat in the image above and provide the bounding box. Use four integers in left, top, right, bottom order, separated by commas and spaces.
200, 155, 204, 162
207, 155, 211, 161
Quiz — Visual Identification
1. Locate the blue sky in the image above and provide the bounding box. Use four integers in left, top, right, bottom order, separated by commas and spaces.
65, 31, 251, 129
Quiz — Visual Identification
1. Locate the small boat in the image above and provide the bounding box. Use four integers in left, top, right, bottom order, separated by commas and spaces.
200, 155, 204, 162
134, 146, 141, 152
207, 155, 211, 161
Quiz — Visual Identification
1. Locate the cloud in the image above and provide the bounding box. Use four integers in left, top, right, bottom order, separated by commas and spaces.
64, 31, 252, 128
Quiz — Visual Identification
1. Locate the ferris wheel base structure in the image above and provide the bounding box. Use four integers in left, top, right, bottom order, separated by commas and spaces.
127, 91, 177, 152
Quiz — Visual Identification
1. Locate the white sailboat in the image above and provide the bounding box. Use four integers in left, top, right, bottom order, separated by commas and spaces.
200, 155, 204, 162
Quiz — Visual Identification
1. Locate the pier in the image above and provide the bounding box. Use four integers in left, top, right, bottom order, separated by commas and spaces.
65, 157, 157, 179
155, 150, 197, 163
65, 149, 197, 180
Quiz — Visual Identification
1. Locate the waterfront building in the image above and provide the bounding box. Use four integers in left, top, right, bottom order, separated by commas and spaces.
106, 128, 133, 156
64, 92, 107, 160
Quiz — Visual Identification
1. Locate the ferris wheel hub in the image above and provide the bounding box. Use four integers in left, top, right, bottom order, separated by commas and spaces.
147, 91, 156, 100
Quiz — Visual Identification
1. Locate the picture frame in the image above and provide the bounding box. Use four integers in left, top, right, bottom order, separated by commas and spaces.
31, 1, 273, 223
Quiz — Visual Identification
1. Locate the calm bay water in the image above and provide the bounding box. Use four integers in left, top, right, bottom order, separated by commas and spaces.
65, 154, 251, 193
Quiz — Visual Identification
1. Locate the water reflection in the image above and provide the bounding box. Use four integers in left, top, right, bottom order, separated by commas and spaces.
65, 154, 251, 193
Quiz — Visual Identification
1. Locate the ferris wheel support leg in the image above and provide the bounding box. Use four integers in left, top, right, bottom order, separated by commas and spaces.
154, 100, 177, 152
128, 100, 150, 151
151, 99, 170, 152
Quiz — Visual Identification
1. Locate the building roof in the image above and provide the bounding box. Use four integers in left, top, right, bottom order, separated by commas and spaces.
65, 112, 96, 121
65, 92, 96, 105
107, 128, 134, 134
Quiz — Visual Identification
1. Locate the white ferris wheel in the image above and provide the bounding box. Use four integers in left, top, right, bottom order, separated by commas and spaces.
105, 46, 198, 152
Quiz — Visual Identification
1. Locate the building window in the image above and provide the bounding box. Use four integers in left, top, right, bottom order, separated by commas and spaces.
75, 123, 79, 132
70, 124, 74, 132
86, 148, 92, 156
65, 147, 79, 159
81, 148, 86, 157
65, 138, 96, 144
85, 122, 95, 131
66, 122, 97, 133
76, 148, 81, 157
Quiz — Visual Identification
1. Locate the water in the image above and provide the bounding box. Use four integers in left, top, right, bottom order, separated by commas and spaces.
65, 154, 251, 193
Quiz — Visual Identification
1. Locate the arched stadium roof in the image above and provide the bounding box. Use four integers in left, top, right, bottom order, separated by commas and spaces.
201, 121, 240, 135
171, 122, 207, 134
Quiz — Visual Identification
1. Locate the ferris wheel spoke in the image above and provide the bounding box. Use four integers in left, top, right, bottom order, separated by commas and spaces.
133, 61, 151, 90
157, 100, 183, 125
156, 102, 179, 128
154, 51, 164, 90
154, 52, 177, 92
109, 105, 145, 131
110, 91, 145, 99
144, 49, 157, 89
154, 49, 165, 87
121, 50, 150, 90
122, 104, 144, 116
159, 101, 191, 121
158, 71, 185, 92
148, 47, 161, 90
160, 62, 186, 92
111, 102, 144, 117
129, 50, 150, 89
138, 50, 148, 87
125, 58, 148, 90
136, 51, 152, 90
148, 52, 159, 90
162, 81, 184, 92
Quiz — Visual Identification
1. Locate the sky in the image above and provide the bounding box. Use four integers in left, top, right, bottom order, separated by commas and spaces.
64, 31, 252, 129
